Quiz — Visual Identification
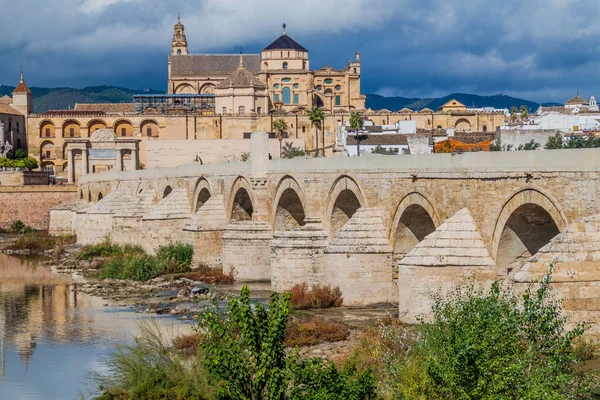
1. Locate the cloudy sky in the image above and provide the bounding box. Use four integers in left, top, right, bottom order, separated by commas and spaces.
1, 0, 599, 102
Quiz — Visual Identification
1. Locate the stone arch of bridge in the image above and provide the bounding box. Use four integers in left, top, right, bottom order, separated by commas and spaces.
491, 188, 567, 274
163, 185, 173, 199
192, 178, 212, 214
390, 192, 440, 257
324, 175, 367, 237
228, 176, 256, 222
271, 175, 307, 231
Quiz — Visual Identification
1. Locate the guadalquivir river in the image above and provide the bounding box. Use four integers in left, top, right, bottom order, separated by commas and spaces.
0, 254, 193, 400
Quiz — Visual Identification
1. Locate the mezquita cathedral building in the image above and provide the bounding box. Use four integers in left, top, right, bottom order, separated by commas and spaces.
0, 17, 505, 181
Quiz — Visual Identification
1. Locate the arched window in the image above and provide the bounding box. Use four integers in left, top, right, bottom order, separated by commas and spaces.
274, 84, 280, 89
239, 106, 245, 115
282, 87, 291, 104
257, 107, 262, 114
177, 49, 182, 55
293, 83, 299, 89
282, 62, 288, 70
482, 125, 488, 132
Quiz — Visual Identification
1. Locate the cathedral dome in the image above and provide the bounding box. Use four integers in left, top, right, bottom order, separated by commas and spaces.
263, 24, 307, 52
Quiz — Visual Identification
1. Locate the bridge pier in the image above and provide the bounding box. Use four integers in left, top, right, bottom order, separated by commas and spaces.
270, 228, 328, 291
222, 221, 272, 281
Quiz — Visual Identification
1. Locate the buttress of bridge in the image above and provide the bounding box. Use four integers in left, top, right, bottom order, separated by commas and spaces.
326, 208, 393, 254
115, 190, 155, 218
183, 195, 228, 231
142, 188, 191, 220
514, 214, 600, 283
399, 208, 494, 268
87, 187, 134, 215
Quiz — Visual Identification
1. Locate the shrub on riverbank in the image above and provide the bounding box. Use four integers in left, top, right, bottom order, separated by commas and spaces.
285, 318, 350, 347
4, 232, 76, 251
93, 321, 214, 400
95, 242, 194, 281
163, 263, 234, 284
345, 264, 600, 399
290, 282, 343, 309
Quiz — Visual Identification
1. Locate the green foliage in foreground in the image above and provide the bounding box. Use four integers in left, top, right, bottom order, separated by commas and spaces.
396, 264, 600, 399
85, 240, 194, 281
200, 286, 375, 400
93, 320, 214, 400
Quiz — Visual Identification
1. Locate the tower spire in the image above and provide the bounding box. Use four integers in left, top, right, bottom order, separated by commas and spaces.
282, 23, 287, 36
239, 50, 244, 68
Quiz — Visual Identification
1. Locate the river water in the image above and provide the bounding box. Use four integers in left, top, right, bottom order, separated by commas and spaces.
0, 254, 194, 400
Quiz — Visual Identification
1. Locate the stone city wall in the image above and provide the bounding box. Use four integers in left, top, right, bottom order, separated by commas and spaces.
0, 186, 77, 230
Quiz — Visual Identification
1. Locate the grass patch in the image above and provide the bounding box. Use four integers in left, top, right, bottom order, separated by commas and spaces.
4, 232, 76, 251
290, 283, 343, 309
285, 318, 350, 347
93, 320, 214, 400
96, 242, 194, 282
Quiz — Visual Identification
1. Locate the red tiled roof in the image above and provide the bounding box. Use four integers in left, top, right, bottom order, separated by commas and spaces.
0, 95, 12, 105
0, 104, 24, 116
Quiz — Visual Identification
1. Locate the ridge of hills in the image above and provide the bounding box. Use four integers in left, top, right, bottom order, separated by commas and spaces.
0, 85, 561, 114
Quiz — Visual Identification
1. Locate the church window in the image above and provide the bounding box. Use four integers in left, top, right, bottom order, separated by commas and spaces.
121, 127, 127, 137
16, 123, 19, 132
274, 94, 280, 103
353, 68, 357, 73
45, 128, 50, 137
293, 93, 299, 104
274, 84, 280, 89
482, 125, 488, 132
302, 126, 306, 133
324, 78, 333, 84
283, 62, 288, 70
325, 89, 333, 95
147, 127, 152, 137
294, 83, 299, 89
69, 128, 74, 137
335, 85, 341, 91
257, 107, 262, 114
17, 139, 21, 149
316, 85, 322, 91
282, 87, 291, 104
282, 78, 291, 83
335, 95, 341, 106
177, 49, 182, 55
238, 106, 245, 115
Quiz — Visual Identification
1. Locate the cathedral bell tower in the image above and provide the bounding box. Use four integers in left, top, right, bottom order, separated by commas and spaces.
172, 14, 188, 56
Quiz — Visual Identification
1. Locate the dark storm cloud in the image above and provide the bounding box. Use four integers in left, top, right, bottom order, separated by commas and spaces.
1, 0, 599, 102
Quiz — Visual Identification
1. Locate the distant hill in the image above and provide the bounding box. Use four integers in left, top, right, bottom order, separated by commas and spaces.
0, 85, 163, 113
366, 93, 562, 112
0, 84, 561, 114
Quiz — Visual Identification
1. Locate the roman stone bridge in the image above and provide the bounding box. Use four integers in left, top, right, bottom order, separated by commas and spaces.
50, 133, 600, 332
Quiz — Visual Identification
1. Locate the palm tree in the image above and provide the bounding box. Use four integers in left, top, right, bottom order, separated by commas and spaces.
308, 106, 325, 156
273, 119, 288, 158
520, 105, 529, 121
349, 112, 365, 156
510, 106, 518, 123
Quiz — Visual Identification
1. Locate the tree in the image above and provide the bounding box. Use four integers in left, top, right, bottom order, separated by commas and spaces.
273, 119, 288, 158
520, 105, 529, 121
545, 132, 564, 149
371, 145, 398, 155
510, 106, 518, 123
349, 112, 365, 156
308, 106, 325, 157
517, 139, 540, 151
281, 141, 305, 159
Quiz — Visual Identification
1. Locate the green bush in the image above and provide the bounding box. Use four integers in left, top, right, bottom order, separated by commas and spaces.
10, 220, 25, 233
99, 253, 163, 282
289, 358, 376, 400
0, 157, 39, 170
406, 264, 599, 399
77, 240, 128, 261
371, 145, 399, 155
23, 226, 33, 233
93, 320, 214, 399
156, 243, 194, 274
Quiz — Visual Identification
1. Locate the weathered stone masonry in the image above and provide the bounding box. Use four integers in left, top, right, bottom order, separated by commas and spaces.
51, 134, 600, 334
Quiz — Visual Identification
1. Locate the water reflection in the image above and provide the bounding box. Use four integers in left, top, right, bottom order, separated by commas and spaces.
0, 254, 193, 399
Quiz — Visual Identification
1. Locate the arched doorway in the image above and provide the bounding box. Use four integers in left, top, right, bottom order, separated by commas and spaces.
231, 188, 253, 221
496, 204, 560, 273
275, 188, 306, 231
455, 118, 471, 131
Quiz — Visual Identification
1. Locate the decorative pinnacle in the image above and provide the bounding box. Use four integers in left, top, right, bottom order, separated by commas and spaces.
177, 12, 181, 24
20, 67, 24, 82
239, 50, 244, 68
282, 23, 287, 35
